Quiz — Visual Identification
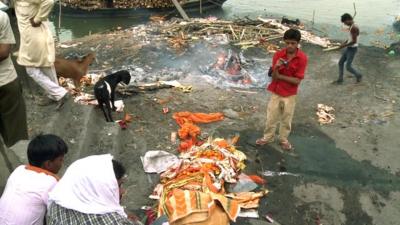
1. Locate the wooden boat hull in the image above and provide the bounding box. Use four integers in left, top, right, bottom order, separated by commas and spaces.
53, 0, 227, 18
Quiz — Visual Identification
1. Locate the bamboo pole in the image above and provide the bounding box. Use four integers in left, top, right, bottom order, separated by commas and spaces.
353, 2, 357, 18
58, 0, 62, 29
171, 0, 190, 21
312, 10, 315, 27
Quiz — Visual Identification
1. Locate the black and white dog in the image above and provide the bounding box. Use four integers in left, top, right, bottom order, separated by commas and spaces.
94, 70, 131, 122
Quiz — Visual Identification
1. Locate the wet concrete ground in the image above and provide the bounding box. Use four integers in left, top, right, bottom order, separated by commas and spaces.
2, 24, 400, 224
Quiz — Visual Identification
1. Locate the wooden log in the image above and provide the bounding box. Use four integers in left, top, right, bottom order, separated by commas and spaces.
117, 82, 174, 94
171, 0, 190, 21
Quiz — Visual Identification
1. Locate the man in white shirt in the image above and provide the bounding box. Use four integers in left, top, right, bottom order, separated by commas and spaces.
0, 10, 28, 147
0, 134, 68, 225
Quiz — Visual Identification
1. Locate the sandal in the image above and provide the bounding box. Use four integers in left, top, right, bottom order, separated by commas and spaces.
256, 137, 274, 146
280, 140, 293, 151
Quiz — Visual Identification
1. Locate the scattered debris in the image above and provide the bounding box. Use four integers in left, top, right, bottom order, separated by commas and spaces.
228, 173, 258, 193
117, 120, 128, 130
147, 137, 268, 224
257, 17, 333, 48
150, 15, 168, 23
316, 104, 335, 125
123, 113, 133, 123
170, 132, 177, 144
237, 209, 260, 218
116, 112, 134, 130
58, 42, 82, 49
260, 170, 299, 177
223, 108, 240, 120
143, 207, 157, 225
226, 190, 268, 209
114, 100, 125, 112
162, 107, 169, 114
73, 93, 97, 105
281, 17, 302, 27
265, 214, 274, 223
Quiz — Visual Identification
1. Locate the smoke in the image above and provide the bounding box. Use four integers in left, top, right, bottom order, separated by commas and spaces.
106, 33, 272, 89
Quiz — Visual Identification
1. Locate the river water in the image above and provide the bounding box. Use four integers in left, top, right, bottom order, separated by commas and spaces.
49, 0, 399, 45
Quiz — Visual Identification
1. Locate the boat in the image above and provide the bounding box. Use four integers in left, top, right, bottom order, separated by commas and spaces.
53, 0, 228, 18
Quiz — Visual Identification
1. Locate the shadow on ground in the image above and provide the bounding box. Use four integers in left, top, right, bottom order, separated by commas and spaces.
212, 124, 400, 225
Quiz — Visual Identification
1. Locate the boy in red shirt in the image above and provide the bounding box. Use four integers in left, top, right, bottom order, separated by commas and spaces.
256, 29, 308, 150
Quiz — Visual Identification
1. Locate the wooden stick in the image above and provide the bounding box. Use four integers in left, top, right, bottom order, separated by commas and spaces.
171, 0, 190, 21
208, 0, 223, 7
229, 25, 238, 40
312, 10, 315, 27
353, 2, 357, 18
265, 35, 282, 41
322, 46, 341, 52
240, 28, 246, 41
58, 0, 62, 29
233, 89, 258, 94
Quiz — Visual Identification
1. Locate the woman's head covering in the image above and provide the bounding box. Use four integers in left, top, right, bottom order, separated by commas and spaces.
48, 154, 126, 217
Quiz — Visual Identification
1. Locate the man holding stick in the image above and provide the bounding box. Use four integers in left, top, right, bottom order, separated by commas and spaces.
333, 13, 362, 84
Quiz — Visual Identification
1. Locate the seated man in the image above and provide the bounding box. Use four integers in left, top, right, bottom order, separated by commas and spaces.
47, 154, 140, 225
0, 134, 68, 225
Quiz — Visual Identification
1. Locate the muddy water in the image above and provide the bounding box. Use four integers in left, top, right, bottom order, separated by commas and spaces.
48, 0, 399, 45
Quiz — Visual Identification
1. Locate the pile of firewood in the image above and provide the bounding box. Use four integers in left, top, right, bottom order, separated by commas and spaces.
160, 18, 284, 50
159, 17, 333, 49
63, 0, 186, 10
64, 0, 102, 10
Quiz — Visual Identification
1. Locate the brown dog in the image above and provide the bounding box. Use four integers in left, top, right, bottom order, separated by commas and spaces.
54, 52, 96, 89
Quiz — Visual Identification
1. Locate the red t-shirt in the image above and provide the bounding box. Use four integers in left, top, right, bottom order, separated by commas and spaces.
267, 48, 308, 97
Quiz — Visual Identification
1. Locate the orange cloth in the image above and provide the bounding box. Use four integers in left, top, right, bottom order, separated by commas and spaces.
173, 112, 224, 126
25, 165, 60, 181
160, 189, 239, 224
225, 190, 269, 209
247, 175, 266, 185
172, 203, 229, 225
173, 112, 224, 152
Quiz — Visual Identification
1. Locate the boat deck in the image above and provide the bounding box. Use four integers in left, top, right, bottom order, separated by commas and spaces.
53, 0, 227, 18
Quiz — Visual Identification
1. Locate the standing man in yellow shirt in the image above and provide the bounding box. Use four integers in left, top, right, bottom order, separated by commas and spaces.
14, 0, 69, 109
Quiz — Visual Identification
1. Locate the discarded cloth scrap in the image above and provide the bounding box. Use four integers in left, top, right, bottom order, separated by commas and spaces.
141, 151, 180, 174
